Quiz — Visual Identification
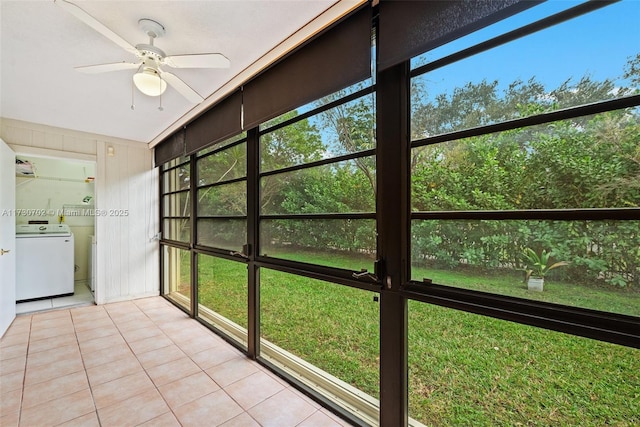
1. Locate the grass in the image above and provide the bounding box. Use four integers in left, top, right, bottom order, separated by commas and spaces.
411, 264, 640, 317
197, 254, 248, 328
407, 302, 639, 426
189, 250, 639, 426
265, 248, 640, 316
260, 268, 381, 398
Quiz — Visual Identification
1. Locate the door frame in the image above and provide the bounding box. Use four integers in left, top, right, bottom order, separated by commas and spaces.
11, 145, 99, 306
0, 138, 16, 336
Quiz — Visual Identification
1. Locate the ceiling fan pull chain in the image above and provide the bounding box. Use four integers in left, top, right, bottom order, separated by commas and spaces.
131, 78, 135, 110
158, 76, 164, 111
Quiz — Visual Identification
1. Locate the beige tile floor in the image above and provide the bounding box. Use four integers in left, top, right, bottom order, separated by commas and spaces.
0, 297, 353, 427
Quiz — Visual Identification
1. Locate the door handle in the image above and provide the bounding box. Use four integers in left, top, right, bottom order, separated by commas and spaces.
0, 249, 10, 256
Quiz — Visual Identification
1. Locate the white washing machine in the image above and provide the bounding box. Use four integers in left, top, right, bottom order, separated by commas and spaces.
16, 224, 75, 302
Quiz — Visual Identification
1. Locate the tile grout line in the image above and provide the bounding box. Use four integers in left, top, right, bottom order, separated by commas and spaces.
68, 307, 102, 427
133, 300, 262, 426
19, 309, 90, 426
134, 301, 211, 426
9, 299, 350, 427
105, 302, 183, 426
103, 303, 159, 424
136, 300, 323, 426
296, 408, 323, 427
17, 314, 33, 427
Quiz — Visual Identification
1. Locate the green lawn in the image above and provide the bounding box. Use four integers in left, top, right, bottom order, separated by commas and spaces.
408, 302, 639, 426
197, 254, 248, 328
412, 265, 640, 318
195, 251, 639, 426
266, 248, 640, 317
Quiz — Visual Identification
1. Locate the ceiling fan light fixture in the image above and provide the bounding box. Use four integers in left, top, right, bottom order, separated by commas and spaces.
133, 68, 167, 97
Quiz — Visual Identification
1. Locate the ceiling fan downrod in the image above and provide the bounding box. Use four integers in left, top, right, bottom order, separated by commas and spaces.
138, 18, 165, 44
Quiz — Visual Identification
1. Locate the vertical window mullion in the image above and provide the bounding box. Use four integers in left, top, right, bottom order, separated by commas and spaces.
247, 127, 260, 358
376, 59, 410, 426
190, 155, 197, 318
159, 170, 165, 295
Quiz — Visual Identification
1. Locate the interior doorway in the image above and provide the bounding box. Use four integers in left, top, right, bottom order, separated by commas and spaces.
14, 153, 97, 314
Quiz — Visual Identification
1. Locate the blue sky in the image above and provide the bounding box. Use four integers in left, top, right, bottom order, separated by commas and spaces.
413, 0, 640, 97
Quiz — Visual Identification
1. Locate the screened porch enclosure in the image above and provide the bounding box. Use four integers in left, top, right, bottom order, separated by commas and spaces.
156, 1, 640, 426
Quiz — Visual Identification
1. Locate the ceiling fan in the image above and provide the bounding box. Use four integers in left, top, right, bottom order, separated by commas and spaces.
55, 0, 230, 104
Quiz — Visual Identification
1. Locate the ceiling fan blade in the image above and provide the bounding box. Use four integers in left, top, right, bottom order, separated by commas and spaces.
75, 62, 140, 74
164, 53, 230, 69
160, 71, 204, 103
55, 0, 138, 56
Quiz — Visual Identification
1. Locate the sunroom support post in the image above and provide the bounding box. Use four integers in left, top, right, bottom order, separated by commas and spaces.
247, 127, 260, 359
189, 154, 198, 318
377, 59, 410, 426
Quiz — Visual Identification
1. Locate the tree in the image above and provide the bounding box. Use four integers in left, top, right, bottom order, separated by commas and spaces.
623, 53, 640, 89
198, 141, 247, 216
260, 111, 324, 212
316, 86, 376, 196
410, 57, 640, 288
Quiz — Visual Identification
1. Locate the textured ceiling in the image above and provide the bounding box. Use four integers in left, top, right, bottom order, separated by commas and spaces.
1, 0, 356, 144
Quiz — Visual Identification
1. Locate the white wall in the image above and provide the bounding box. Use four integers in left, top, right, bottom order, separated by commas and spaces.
1, 118, 159, 304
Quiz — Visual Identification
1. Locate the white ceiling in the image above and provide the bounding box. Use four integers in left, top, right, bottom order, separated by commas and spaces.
1, 0, 361, 145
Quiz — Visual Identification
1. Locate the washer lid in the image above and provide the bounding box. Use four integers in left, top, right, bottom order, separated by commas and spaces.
16, 224, 72, 237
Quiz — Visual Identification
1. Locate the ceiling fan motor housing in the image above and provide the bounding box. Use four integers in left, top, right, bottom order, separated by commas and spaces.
136, 44, 166, 66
